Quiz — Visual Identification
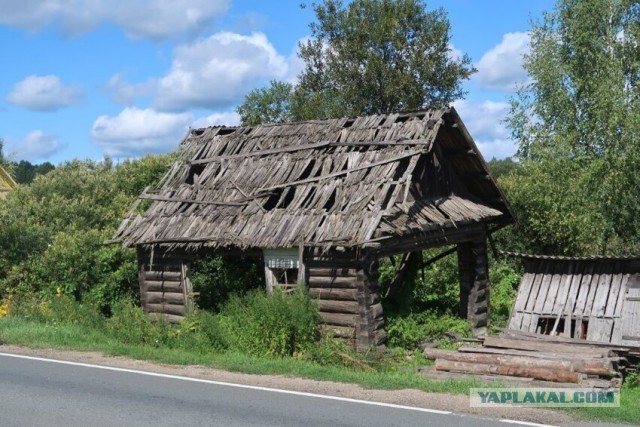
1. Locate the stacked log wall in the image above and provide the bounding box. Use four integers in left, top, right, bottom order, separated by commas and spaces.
137, 249, 193, 323
306, 255, 385, 350
457, 238, 490, 335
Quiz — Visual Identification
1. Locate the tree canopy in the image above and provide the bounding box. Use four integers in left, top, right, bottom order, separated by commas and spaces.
503, 0, 640, 255
237, 0, 474, 124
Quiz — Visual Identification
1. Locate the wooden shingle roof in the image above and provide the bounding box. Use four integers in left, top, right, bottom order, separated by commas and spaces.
112, 108, 514, 251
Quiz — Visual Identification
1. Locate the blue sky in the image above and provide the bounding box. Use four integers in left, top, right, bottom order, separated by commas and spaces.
0, 0, 555, 164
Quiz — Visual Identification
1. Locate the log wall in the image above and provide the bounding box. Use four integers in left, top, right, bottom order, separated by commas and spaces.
306, 254, 385, 350
137, 249, 194, 323
457, 238, 490, 335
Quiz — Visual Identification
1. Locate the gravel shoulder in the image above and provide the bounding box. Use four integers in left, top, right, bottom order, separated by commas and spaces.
0, 344, 578, 426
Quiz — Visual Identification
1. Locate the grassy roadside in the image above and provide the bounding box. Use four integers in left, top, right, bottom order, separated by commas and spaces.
0, 316, 476, 394
0, 316, 637, 424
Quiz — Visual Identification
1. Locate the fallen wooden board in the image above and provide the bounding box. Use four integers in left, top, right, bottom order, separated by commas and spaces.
484, 336, 615, 357
458, 345, 626, 362
499, 328, 638, 352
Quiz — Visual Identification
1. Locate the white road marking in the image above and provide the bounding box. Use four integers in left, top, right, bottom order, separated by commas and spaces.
0, 352, 452, 415
500, 420, 556, 427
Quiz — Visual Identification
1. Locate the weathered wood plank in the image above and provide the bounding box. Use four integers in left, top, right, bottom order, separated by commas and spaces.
587, 317, 614, 344
308, 287, 358, 300
424, 349, 616, 376
574, 263, 596, 316
484, 336, 614, 357
499, 328, 636, 351
143, 291, 185, 305
434, 359, 586, 383
307, 276, 357, 287
318, 312, 358, 327
512, 260, 538, 312
317, 299, 360, 314
541, 261, 563, 314
145, 303, 185, 316
533, 261, 555, 315
140, 280, 183, 293
306, 268, 359, 278
144, 271, 182, 281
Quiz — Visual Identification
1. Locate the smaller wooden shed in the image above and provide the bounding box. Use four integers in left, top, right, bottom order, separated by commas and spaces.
0, 166, 16, 199
507, 253, 640, 346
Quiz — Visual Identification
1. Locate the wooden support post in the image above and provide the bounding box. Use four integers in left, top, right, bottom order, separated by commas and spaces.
457, 238, 490, 336
355, 256, 385, 351
457, 242, 472, 319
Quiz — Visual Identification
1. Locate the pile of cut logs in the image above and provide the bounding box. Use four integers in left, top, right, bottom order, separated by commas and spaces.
421, 329, 638, 389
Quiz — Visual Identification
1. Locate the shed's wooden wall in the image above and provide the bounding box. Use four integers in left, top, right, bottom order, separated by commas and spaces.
508, 258, 640, 344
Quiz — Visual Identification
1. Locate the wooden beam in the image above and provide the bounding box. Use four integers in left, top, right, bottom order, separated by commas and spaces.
484, 336, 616, 357
138, 193, 246, 206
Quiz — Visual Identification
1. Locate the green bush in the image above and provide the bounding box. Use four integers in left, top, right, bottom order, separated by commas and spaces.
1, 229, 138, 315
489, 260, 521, 326
8, 294, 104, 330
106, 299, 165, 345
380, 248, 460, 317
216, 288, 319, 357
386, 311, 470, 349
190, 254, 263, 311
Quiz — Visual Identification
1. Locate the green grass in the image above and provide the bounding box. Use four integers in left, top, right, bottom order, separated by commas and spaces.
566, 387, 640, 425
0, 316, 638, 424
0, 316, 477, 394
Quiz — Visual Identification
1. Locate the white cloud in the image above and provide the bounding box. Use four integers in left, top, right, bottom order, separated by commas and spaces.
91, 107, 192, 157
453, 99, 516, 159
475, 32, 530, 92
102, 74, 155, 105
0, 0, 230, 40
448, 43, 464, 62
154, 32, 288, 111
192, 111, 240, 128
286, 37, 310, 84
5, 130, 65, 161
6, 75, 83, 111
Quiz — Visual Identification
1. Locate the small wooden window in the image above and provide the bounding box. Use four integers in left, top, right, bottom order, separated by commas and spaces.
263, 248, 302, 293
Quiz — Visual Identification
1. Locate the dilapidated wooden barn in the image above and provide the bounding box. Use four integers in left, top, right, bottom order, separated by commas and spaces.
111, 108, 515, 349
507, 253, 640, 346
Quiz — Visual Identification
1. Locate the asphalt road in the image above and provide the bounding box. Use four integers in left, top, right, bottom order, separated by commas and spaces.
0, 352, 528, 427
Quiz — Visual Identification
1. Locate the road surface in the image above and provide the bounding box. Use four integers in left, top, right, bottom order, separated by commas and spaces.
0, 352, 543, 427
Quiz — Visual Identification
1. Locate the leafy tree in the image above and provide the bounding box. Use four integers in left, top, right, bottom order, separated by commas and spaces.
487, 157, 519, 179
12, 160, 55, 184
0, 139, 5, 166
237, 81, 294, 126
0, 155, 172, 311
0, 139, 14, 176
237, 0, 474, 124
505, 0, 640, 254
